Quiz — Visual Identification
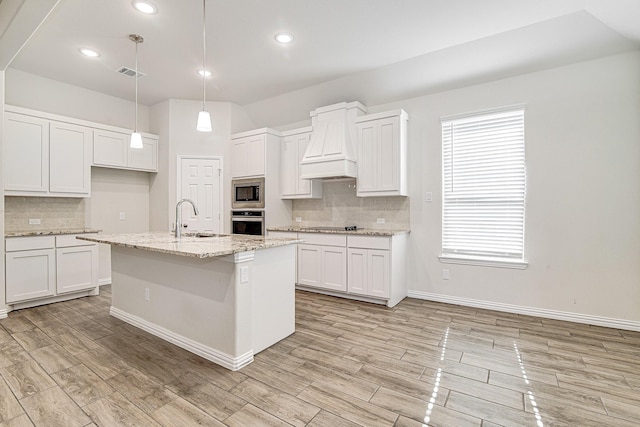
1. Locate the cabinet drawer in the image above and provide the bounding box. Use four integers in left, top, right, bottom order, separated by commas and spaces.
300, 233, 346, 247
6, 236, 55, 252
347, 235, 390, 250
56, 234, 97, 248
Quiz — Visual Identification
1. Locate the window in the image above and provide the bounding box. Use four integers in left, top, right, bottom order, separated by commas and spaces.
440, 106, 527, 269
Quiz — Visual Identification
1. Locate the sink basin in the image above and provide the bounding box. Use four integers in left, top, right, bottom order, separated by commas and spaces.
183, 232, 228, 238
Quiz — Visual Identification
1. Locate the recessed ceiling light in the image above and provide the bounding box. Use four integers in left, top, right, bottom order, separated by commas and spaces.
79, 48, 100, 57
275, 32, 294, 44
198, 69, 212, 77
133, 1, 157, 14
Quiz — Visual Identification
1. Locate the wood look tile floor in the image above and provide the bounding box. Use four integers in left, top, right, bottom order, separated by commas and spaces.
1, 287, 639, 426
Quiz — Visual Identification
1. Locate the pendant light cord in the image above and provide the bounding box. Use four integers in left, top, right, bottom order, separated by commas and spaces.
135, 38, 139, 132
202, 0, 207, 111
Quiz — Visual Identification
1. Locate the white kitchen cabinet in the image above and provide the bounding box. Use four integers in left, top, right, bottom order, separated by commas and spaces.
356, 109, 408, 197
347, 248, 390, 299
93, 130, 158, 172
5, 235, 57, 303
49, 121, 92, 195
296, 233, 347, 292
281, 127, 322, 199
4, 113, 91, 197
55, 235, 99, 294
231, 128, 284, 179
5, 234, 99, 306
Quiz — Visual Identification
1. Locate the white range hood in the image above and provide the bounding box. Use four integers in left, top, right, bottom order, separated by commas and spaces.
300, 101, 367, 180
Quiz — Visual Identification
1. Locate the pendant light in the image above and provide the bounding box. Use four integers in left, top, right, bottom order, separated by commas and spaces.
196, 0, 212, 132
129, 34, 144, 148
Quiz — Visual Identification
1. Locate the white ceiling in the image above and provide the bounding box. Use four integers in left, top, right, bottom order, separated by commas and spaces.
3, 0, 640, 109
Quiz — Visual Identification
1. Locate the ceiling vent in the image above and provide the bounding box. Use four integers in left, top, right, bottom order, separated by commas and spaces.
116, 66, 146, 78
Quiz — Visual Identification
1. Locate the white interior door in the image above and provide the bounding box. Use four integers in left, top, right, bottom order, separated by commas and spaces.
179, 156, 222, 233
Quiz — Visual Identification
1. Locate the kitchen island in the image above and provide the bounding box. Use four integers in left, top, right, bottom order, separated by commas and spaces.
78, 232, 300, 371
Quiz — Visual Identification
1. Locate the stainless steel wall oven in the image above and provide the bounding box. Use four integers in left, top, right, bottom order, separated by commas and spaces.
231, 210, 265, 236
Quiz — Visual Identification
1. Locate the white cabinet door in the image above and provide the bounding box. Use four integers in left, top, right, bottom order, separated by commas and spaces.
298, 244, 322, 287
322, 246, 347, 292
368, 249, 390, 299
49, 121, 91, 195
5, 249, 56, 303
128, 136, 158, 171
280, 136, 298, 197
232, 134, 265, 178
4, 112, 49, 193
356, 110, 407, 197
93, 129, 127, 168
56, 245, 98, 294
347, 248, 367, 296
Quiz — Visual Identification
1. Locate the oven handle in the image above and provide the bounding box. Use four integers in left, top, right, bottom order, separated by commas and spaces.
231, 217, 264, 222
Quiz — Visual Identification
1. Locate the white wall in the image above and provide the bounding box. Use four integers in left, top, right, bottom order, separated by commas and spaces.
149, 99, 243, 233
5, 69, 150, 131
371, 51, 640, 325
85, 168, 150, 283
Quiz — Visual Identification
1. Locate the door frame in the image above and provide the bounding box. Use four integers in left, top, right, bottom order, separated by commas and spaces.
176, 155, 224, 233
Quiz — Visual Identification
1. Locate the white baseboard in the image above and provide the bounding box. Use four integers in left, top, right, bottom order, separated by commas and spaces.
408, 291, 640, 332
109, 307, 254, 371
99, 278, 112, 286
0, 308, 8, 319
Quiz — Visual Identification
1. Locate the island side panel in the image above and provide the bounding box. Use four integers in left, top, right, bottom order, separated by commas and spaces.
251, 244, 296, 353
109, 246, 253, 369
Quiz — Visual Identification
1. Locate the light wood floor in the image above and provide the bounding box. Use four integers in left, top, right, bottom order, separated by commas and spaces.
1, 286, 639, 427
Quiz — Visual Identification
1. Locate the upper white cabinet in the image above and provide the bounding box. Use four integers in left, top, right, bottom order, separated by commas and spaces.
355, 109, 408, 197
93, 129, 158, 172
231, 129, 275, 178
4, 112, 91, 197
281, 127, 322, 199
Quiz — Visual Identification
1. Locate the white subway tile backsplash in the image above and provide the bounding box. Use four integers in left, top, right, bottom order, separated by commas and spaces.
4, 196, 85, 232
291, 180, 409, 229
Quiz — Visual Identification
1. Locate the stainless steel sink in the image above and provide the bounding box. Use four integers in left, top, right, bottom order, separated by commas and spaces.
184, 232, 228, 238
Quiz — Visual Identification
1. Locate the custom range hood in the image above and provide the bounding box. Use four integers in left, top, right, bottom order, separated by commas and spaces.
300, 101, 367, 180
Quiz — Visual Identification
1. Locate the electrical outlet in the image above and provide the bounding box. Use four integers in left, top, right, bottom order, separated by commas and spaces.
144, 288, 150, 301
119, 212, 126, 220
377, 218, 385, 224
425, 192, 433, 202
240, 266, 249, 283
295, 217, 302, 223
443, 269, 450, 280
29, 218, 41, 225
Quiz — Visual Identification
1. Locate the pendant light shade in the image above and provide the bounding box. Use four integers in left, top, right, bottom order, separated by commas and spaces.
197, 0, 212, 132
129, 34, 144, 148
197, 111, 212, 132
130, 132, 143, 149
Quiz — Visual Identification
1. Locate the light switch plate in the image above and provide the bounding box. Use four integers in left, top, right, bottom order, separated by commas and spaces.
29, 218, 41, 225
119, 212, 125, 220
377, 218, 385, 224
240, 266, 249, 283
425, 192, 433, 202
295, 217, 302, 223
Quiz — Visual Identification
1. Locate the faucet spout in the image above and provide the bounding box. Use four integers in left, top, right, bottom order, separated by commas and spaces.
175, 198, 199, 238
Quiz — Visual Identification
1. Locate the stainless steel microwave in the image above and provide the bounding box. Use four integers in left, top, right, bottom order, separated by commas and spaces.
232, 178, 264, 209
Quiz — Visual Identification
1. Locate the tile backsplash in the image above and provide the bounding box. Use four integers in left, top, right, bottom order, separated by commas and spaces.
292, 180, 410, 229
4, 197, 85, 232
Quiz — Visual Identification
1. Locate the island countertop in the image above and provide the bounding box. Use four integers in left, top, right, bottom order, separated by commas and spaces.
77, 232, 302, 259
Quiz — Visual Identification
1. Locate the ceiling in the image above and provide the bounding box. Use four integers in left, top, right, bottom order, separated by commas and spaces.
2, 0, 640, 110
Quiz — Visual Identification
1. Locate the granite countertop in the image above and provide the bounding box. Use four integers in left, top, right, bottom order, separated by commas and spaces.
77, 232, 302, 259
5, 228, 102, 238
267, 226, 410, 236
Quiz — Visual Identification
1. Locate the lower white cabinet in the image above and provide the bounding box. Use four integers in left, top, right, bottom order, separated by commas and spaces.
5, 234, 99, 305
347, 248, 390, 299
297, 233, 347, 292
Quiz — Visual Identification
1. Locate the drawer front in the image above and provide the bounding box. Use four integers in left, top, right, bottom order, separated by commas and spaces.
5, 236, 56, 252
347, 235, 390, 250
300, 233, 346, 247
56, 234, 97, 248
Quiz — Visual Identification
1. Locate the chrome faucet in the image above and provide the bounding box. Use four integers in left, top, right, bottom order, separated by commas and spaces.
175, 198, 199, 238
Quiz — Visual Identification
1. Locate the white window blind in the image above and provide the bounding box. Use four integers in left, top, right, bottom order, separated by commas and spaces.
442, 107, 526, 261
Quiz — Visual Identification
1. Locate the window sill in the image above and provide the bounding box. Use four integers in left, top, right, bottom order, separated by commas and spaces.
439, 254, 528, 270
